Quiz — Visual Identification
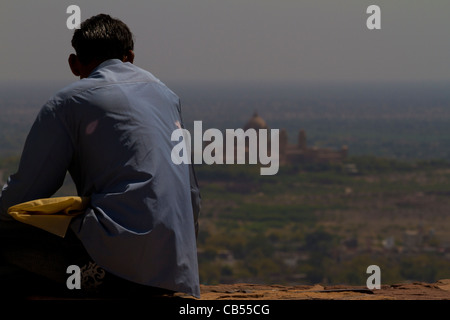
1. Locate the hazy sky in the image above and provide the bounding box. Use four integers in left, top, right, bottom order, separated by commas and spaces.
1, 0, 450, 85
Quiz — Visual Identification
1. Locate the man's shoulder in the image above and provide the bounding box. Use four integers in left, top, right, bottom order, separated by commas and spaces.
121, 63, 181, 105
45, 76, 107, 108
47, 61, 179, 108
122, 63, 179, 97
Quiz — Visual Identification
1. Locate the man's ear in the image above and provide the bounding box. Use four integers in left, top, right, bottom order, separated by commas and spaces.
123, 50, 135, 64
68, 54, 81, 77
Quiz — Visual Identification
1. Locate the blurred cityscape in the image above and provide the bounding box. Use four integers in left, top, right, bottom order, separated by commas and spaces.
1, 80, 450, 286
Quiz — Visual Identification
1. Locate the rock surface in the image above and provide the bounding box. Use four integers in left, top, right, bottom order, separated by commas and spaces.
22, 279, 450, 300
194, 279, 450, 300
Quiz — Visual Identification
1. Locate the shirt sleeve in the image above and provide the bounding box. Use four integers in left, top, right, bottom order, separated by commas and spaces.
0, 102, 74, 221
189, 162, 201, 239
176, 98, 201, 238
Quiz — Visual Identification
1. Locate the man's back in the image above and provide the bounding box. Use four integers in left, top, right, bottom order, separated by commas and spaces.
1, 59, 200, 297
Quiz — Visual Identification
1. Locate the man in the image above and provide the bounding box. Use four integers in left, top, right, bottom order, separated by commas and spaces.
0, 14, 201, 298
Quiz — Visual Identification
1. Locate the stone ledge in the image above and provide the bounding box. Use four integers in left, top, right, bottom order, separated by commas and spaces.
194, 279, 450, 300
20, 279, 450, 300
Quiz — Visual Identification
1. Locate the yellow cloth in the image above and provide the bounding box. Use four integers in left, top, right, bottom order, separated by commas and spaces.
8, 196, 89, 238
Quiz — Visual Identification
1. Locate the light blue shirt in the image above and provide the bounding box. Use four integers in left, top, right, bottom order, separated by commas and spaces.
0, 59, 201, 297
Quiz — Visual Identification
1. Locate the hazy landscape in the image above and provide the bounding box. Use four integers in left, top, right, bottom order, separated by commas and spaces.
1, 80, 450, 286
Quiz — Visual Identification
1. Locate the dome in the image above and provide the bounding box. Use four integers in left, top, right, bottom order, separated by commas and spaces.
243, 112, 268, 131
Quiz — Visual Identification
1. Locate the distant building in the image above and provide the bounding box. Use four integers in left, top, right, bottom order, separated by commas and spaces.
243, 112, 348, 165
204, 112, 348, 165
243, 112, 269, 132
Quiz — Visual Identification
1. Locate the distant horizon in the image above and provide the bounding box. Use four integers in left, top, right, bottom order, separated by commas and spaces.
2, 77, 450, 96
1, 75, 450, 161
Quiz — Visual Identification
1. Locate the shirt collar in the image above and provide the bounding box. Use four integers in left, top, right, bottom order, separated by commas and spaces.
88, 59, 123, 77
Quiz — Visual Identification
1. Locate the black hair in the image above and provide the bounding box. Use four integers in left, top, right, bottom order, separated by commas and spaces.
71, 14, 134, 65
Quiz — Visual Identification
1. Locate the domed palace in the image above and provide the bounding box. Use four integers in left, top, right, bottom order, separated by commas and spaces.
243, 112, 348, 165
243, 112, 269, 131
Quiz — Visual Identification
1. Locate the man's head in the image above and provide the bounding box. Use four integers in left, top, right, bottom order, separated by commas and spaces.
68, 14, 135, 78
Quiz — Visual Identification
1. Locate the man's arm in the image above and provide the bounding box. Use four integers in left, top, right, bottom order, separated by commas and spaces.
0, 103, 74, 221
189, 163, 201, 239
176, 98, 201, 238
